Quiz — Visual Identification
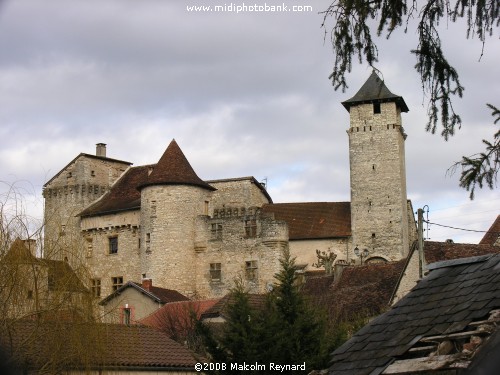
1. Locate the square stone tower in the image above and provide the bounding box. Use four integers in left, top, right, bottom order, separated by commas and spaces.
342, 71, 410, 262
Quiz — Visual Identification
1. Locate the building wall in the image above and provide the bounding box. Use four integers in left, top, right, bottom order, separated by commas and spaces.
101, 287, 162, 324
289, 238, 351, 270
194, 208, 286, 298
139, 185, 213, 297
43, 155, 129, 266
348, 102, 409, 261
208, 178, 271, 209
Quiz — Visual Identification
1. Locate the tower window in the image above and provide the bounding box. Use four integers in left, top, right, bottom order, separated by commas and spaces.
109, 236, 118, 254
244, 218, 257, 238
91, 278, 101, 297
246, 260, 258, 281
374, 102, 381, 114
112, 276, 123, 291
210, 263, 222, 282
211, 223, 223, 240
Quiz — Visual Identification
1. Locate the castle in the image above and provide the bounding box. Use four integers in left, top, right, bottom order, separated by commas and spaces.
42, 72, 417, 300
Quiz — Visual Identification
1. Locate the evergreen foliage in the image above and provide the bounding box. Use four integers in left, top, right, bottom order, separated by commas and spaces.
322, 0, 499, 197
196, 249, 333, 374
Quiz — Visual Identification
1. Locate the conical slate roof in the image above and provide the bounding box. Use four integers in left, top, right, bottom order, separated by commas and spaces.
138, 140, 216, 191
342, 71, 409, 112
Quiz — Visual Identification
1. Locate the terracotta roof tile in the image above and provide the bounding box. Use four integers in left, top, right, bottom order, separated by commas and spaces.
1, 321, 198, 370
479, 215, 500, 245
138, 139, 215, 191
261, 202, 351, 240
99, 281, 190, 305
201, 293, 267, 320
307, 261, 405, 324
140, 299, 219, 338
424, 240, 500, 264
79, 165, 147, 217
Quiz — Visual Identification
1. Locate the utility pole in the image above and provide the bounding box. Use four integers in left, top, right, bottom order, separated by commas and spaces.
417, 208, 426, 278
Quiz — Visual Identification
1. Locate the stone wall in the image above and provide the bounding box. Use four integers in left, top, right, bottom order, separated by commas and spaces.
194, 207, 286, 298
43, 154, 129, 265
289, 237, 351, 270
208, 178, 271, 209
101, 287, 162, 324
348, 102, 409, 261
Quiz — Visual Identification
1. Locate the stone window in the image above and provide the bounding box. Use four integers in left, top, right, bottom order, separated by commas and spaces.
245, 260, 258, 281
91, 278, 101, 297
374, 102, 381, 114
244, 218, 257, 238
210, 263, 222, 282
86, 238, 93, 258
211, 223, 223, 240
204, 201, 209, 215
109, 236, 118, 254
112, 276, 123, 292
27, 290, 33, 300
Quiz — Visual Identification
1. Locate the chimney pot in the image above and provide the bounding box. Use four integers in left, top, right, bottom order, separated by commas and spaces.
96, 143, 107, 157
142, 278, 152, 291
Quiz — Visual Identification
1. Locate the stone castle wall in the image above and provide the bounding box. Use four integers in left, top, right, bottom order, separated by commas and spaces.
43, 155, 129, 265
348, 102, 409, 261
139, 185, 213, 297
194, 207, 286, 298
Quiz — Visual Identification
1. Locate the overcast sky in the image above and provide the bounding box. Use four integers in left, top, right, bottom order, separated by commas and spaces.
0, 0, 498, 244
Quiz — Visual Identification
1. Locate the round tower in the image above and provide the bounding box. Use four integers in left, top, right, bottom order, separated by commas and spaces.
138, 140, 216, 296
342, 71, 410, 262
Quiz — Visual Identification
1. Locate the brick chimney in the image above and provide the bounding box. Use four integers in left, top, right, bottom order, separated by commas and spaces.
96, 143, 107, 157
142, 278, 152, 291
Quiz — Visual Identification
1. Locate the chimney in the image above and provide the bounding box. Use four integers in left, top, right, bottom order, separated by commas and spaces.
142, 278, 152, 291
96, 143, 107, 157
333, 260, 349, 282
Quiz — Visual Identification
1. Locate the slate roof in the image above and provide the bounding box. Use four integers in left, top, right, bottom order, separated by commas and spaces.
99, 281, 190, 305
261, 202, 351, 240
138, 139, 216, 191
1, 321, 198, 371
342, 71, 409, 112
328, 254, 500, 374
479, 215, 500, 246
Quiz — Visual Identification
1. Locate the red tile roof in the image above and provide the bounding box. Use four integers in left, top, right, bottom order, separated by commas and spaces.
423, 240, 500, 264
200, 294, 267, 320
80, 140, 216, 217
138, 139, 215, 191
140, 299, 219, 338
80, 165, 147, 217
261, 202, 351, 240
306, 261, 405, 323
479, 215, 500, 246
1, 321, 198, 370
99, 281, 190, 305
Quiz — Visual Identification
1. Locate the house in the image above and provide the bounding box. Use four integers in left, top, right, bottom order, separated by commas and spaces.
98, 279, 190, 324
0, 238, 90, 320
327, 253, 500, 374
42, 71, 417, 300
0, 321, 200, 374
